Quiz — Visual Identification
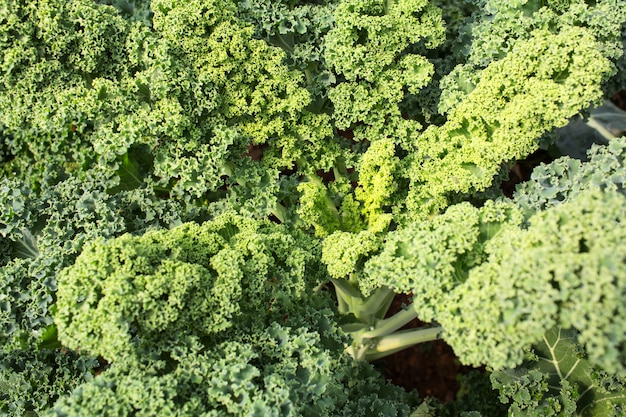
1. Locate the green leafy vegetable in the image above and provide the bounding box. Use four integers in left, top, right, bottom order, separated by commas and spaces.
2, 0, 626, 416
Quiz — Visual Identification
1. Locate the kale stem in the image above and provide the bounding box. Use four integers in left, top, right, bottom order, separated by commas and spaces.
360, 308, 418, 339
364, 326, 444, 361
360, 286, 395, 321
330, 278, 360, 314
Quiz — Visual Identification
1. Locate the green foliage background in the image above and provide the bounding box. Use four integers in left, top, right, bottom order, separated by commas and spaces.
1, 0, 626, 416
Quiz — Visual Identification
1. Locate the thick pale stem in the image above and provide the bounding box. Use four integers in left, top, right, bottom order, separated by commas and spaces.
332, 279, 441, 362
587, 116, 616, 140
330, 278, 362, 299
331, 280, 396, 323
360, 308, 418, 339
271, 204, 287, 224
336, 292, 350, 314
364, 326, 444, 361
360, 287, 395, 321
331, 278, 360, 314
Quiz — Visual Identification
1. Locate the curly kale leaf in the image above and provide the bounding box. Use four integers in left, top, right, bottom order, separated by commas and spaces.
438, 0, 626, 117
363, 199, 521, 321
1, 0, 339, 215
0, 259, 54, 352
324, 0, 444, 144
322, 230, 381, 279
436, 187, 626, 371
0, 0, 132, 171
514, 136, 626, 214
236, 0, 338, 105
54, 213, 326, 362
366, 179, 626, 372
1, 348, 98, 417
324, 0, 444, 82
406, 26, 613, 218
462, 0, 626, 71
46, 320, 417, 417
97, 0, 154, 26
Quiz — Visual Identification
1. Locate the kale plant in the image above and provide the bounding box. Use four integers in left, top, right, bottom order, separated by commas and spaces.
1, 0, 626, 416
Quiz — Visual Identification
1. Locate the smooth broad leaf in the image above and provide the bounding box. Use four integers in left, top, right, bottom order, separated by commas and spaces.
11, 228, 39, 259
492, 327, 626, 417
108, 144, 154, 194
39, 324, 62, 350
535, 328, 626, 417
410, 398, 440, 417
553, 101, 626, 161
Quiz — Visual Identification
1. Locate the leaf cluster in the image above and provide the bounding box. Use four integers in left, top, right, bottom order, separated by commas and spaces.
1, 0, 626, 416
49, 213, 417, 416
